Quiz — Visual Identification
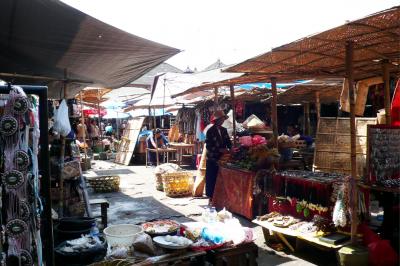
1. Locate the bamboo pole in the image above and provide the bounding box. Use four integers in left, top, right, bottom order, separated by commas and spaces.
271, 77, 279, 147
315, 91, 321, 128
346, 41, 359, 244
80, 91, 88, 162
304, 102, 310, 136
382, 60, 391, 125
230, 84, 237, 147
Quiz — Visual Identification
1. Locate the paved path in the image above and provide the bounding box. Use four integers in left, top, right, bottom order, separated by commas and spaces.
84, 160, 336, 265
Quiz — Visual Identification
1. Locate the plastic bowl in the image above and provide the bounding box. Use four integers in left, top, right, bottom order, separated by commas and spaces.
103, 224, 143, 247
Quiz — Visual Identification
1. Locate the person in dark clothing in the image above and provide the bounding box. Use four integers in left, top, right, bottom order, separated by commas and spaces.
146, 128, 169, 165
205, 110, 232, 201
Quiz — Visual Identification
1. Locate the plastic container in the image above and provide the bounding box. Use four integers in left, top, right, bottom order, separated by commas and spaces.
103, 224, 143, 247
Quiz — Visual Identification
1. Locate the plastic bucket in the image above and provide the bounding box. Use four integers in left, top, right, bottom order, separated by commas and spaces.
103, 224, 143, 247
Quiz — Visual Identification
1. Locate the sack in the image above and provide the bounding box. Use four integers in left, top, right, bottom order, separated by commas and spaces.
62, 160, 81, 179
54, 100, 71, 137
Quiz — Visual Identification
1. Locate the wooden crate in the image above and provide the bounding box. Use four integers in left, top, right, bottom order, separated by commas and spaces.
313, 117, 375, 177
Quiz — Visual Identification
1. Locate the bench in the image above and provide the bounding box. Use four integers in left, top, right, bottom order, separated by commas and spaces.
89, 198, 109, 229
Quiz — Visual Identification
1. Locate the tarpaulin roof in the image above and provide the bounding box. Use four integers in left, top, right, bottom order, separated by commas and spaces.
226, 6, 400, 81
0, 0, 180, 98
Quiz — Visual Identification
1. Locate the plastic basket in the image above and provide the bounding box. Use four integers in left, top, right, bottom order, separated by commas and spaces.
163, 171, 194, 197
87, 176, 120, 193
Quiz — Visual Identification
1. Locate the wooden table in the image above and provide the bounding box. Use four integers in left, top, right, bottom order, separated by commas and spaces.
146, 147, 177, 166
133, 250, 206, 266
168, 142, 195, 166
253, 219, 351, 252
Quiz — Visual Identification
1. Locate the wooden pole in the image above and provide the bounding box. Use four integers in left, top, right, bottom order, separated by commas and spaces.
97, 89, 103, 139
346, 41, 359, 244
59, 69, 67, 217
214, 88, 218, 107
230, 84, 237, 147
304, 102, 310, 136
80, 91, 88, 161
315, 91, 321, 137
382, 60, 391, 125
271, 77, 279, 147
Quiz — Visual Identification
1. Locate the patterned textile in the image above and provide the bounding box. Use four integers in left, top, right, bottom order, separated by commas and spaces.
212, 166, 255, 219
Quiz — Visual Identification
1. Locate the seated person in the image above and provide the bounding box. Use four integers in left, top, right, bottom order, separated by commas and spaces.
146, 128, 169, 164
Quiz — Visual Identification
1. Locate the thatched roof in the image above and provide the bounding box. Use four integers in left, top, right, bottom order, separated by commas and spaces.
226, 6, 400, 81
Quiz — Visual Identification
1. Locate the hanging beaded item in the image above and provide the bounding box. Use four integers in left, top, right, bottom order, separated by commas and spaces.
2, 170, 25, 189
14, 150, 30, 171
0, 115, 18, 136
11, 96, 29, 115
20, 249, 34, 266
1, 85, 42, 265
5, 219, 28, 238
19, 201, 31, 222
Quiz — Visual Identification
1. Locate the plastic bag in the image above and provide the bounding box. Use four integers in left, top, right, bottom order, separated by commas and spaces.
53, 100, 71, 137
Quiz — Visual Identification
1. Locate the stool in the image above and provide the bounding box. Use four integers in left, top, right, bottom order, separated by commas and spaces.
89, 198, 109, 229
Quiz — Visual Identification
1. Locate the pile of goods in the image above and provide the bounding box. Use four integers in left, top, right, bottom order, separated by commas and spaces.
257, 212, 336, 235
225, 138, 279, 171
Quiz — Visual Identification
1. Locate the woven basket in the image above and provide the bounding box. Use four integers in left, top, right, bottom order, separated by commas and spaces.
163, 171, 194, 197
87, 176, 120, 193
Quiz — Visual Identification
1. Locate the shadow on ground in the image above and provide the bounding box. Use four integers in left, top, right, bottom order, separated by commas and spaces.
90, 192, 194, 225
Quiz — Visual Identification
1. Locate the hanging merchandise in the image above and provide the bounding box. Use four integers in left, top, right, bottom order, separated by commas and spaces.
391, 79, 400, 126
0, 85, 43, 265
175, 107, 196, 134
235, 101, 245, 119
53, 99, 71, 137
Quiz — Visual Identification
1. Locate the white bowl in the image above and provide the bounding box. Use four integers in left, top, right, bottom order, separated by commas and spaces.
103, 224, 143, 247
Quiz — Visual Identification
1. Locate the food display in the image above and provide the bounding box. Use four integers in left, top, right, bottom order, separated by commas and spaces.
153, 236, 193, 250
142, 220, 179, 236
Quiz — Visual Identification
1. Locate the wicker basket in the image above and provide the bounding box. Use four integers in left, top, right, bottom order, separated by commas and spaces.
163, 171, 194, 197
87, 176, 120, 193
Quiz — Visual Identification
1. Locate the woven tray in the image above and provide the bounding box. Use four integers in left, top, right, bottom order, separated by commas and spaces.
163, 171, 194, 197
87, 176, 120, 193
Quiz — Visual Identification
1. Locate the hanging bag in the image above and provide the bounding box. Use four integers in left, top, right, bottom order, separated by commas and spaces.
54, 100, 71, 137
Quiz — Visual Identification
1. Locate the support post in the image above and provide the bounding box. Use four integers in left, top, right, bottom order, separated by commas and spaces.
271, 77, 278, 147
80, 91, 88, 161
346, 41, 359, 244
304, 102, 310, 136
214, 88, 218, 107
59, 69, 67, 217
230, 84, 237, 147
315, 91, 321, 129
382, 60, 391, 125
97, 89, 103, 139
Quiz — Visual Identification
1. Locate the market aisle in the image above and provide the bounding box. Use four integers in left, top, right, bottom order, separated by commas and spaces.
84, 160, 326, 265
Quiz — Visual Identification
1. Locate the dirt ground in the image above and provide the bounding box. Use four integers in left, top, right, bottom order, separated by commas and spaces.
85, 160, 337, 266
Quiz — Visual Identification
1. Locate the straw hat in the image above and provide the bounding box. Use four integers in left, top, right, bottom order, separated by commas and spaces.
211, 110, 228, 122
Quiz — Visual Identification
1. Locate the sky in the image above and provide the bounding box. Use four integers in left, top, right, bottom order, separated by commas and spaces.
61, 0, 399, 71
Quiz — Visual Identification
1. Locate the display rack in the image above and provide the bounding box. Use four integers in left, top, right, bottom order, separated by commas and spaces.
0, 85, 53, 265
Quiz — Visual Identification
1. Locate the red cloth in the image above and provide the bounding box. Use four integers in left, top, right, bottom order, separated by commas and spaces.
212, 166, 255, 219
368, 240, 399, 266
391, 79, 400, 126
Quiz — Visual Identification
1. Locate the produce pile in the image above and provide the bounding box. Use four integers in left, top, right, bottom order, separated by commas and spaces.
225, 141, 279, 171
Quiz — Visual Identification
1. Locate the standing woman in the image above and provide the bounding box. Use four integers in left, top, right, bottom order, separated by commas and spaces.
205, 111, 231, 203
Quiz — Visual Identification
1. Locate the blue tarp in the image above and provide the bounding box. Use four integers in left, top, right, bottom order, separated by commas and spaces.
237, 80, 311, 90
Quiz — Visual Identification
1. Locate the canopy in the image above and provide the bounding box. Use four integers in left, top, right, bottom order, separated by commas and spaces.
0, 0, 180, 98
226, 6, 400, 81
